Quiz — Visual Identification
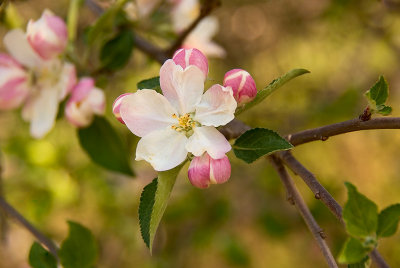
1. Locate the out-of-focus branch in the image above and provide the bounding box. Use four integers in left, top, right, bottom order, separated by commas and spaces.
370, 249, 390, 268
0, 154, 7, 243
0, 197, 59, 259
269, 156, 338, 268
278, 150, 343, 222
286, 117, 400, 147
166, 0, 221, 56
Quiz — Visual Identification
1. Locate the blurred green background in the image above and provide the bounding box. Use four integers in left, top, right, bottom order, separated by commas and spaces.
1, 0, 400, 267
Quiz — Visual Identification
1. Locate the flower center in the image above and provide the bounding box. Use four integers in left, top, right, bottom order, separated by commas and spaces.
171, 113, 197, 133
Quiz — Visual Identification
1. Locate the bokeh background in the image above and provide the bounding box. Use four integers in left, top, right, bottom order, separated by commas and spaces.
1, 0, 400, 267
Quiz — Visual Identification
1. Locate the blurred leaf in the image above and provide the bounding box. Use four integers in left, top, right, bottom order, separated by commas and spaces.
343, 182, 378, 238
78, 116, 134, 176
223, 236, 251, 266
235, 69, 310, 115
233, 128, 293, 163
139, 164, 184, 252
100, 29, 134, 71
0, 3, 23, 29
338, 237, 369, 264
377, 204, 400, 237
59, 221, 98, 268
29, 242, 57, 268
365, 76, 392, 115
137, 76, 161, 93
348, 255, 370, 268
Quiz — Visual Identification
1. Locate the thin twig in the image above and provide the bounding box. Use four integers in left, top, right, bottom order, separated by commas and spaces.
0, 197, 59, 259
278, 150, 343, 222
370, 249, 390, 268
269, 156, 338, 268
166, 0, 221, 56
286, 117, 400, 147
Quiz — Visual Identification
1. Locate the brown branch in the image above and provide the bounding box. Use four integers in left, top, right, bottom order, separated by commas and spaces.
286, 117, 400, 147
166, 0, 221, 56
0, 197, 59, 259
370, 249, 390, 268
0, 154, 7, 243
269, 156, 338, 268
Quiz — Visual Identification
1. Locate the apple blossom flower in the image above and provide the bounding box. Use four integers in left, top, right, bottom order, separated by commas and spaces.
65, 78, 105, 127
119, 51, 237, 171
124, 0, 162, 20
188, 152, 231, 188
0, 10, 76, 138
223, 69, 257, 105
113, 93, 133, 124
26, 9, 68, 60
171, 0, 225, 57
172, 48, 208, 77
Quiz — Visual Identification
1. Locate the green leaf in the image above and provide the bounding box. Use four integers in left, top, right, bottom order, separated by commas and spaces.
233, 128, 293, 163
365, 76, 388, 107
59, 221, 98, 268
338, 237, 369, 264
377, 105, 392, 116
29, 242, 57, 268
137, 76, 161, 94
348, 255, 371, 268
377, 203, 400, 237
100, 29, 134, 71
78, 116, 134, 176
139, 164, 184, 252
343, 182, 378, 238
235, 69, 310, 115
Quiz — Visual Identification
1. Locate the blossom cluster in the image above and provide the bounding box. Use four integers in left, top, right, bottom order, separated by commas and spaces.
0, 10, 105, 138
113, 48, 256, 188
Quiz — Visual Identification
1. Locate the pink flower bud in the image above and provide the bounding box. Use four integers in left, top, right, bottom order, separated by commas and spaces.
112, 93, 132, 124
65, 77, 105, 127
0, 54, 30, 110
188, 153, 231, 189
172, 48, 208, 77
26, 9, 68, 60
223, 69, 257, 105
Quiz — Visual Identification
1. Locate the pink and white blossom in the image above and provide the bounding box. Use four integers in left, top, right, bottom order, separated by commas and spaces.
65, 78, 105, 127
0, 10, 76, 138
188, 152, 231, 188
113, 93, 133, 124
119, 50, 236, 171
26, 9, 68, 60
223, 69, 257, 105
173, 48, 208, 77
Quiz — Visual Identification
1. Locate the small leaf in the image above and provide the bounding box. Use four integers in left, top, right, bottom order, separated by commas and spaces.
343, 182, 378, 238
29, 242, 57, 268
139, 164, 184, 252
338, 237, 369, 264
235, 69, 310, 115
365, 76, 388, 107
233, 128, 293, 163
78, 116, 134, 176
137, 76, 161, 94
377, 203, 400, 237
377, 105, 392, 116
100, 29, 134, 71
348, 255, 371, 268
59, 221, 98, 268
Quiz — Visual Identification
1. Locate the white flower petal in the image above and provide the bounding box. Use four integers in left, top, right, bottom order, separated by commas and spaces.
57, 62, 76, 100
4, 29, 42, 68
136, 127, 188, 171
194, 84, 236, 127
29, 88, 59, 138
186, 126, 231, 159
120, 89, 178, 137
160, 59, 204, 114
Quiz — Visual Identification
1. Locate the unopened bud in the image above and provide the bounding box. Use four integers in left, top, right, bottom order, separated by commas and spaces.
188, 153, 231, 189
112, 93, 132, 124
223, 69, 257, 105
26, 9, 68, 60
172, 48, 208, 78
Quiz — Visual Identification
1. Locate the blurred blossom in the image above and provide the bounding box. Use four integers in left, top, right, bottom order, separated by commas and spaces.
0, 9, 76, 138
188, 152, 231, 188
118, 49, 236, 171
65, 78, 105, 128
112, 93, 133, 124
124, 0, 161, 20
171, 0, 225, 57
223, 69, 257, 105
